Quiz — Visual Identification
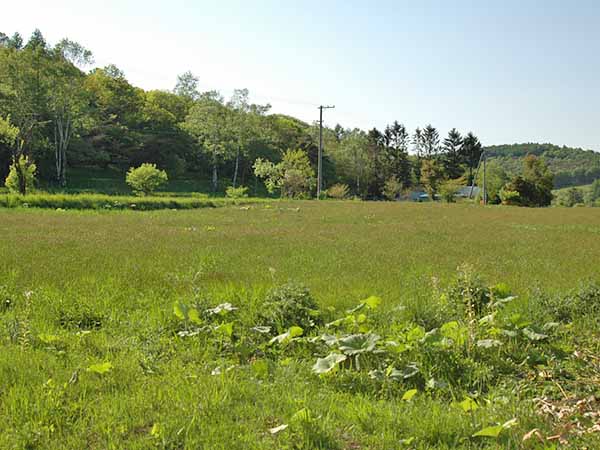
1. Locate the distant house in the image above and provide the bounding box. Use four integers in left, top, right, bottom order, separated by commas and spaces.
455, 186, 480, 199
400, 186, 480, 202
405, 191, 430, 202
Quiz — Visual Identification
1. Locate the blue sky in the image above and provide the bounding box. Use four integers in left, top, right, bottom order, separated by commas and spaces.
2, 0, 599, 149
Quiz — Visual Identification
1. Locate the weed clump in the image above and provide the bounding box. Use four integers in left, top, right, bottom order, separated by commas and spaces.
445, 264, 493, 317
538, 281, 600, 323
260, 283, 321, 332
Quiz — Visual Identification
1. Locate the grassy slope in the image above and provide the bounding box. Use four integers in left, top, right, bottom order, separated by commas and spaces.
1, 202, 600, 448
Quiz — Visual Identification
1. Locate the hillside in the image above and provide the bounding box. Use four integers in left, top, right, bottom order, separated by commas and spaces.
485, 143, 600, 188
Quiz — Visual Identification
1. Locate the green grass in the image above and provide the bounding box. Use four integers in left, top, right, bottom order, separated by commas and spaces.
0, 192, 266, 210
1, 201, 600, 449
37, 167, 271, 197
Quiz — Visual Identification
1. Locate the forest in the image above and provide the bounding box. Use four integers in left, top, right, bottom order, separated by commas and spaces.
486, 143, 600, 189
1, 29, 598, 209
0, 29, 487, 198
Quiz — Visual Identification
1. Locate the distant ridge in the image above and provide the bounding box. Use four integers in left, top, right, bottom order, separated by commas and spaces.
484, 143, 600, 188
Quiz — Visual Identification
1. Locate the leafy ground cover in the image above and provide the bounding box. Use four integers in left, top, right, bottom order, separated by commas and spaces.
0, 193, 266, 210
1, 202, 600, 449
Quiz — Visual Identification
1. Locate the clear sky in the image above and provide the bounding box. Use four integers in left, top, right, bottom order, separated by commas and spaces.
2, 0, 599, 150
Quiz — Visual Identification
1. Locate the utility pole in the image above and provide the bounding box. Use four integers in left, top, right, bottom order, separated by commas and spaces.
318, 105, 335, 198
482, 155, 487, 205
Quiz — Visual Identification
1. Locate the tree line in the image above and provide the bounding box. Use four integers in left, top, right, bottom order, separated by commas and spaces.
0, 28, 518, 201
485, 143, 600, 189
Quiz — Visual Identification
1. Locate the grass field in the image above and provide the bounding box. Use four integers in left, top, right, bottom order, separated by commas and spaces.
2, 202, 600, 449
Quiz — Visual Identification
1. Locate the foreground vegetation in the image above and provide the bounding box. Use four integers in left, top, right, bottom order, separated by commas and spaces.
2, 202, 600, 449
0, 192, 263, 210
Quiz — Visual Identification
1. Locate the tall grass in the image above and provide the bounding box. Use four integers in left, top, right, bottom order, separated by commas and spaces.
0, 192, 266, 210
1, 202, 600, 448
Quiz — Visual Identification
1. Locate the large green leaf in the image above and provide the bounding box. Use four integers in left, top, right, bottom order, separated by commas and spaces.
473, 418, 517, 438
312, 353, 347, 374
363, 296, 382, 310
214, 322, 234, 337
457, 397, 478, 412
269, 326, 303, 345
440, 321, 467, 346
402, 389, 418, 401
173, 301, 201, 324
338, 333, 380, 355
522, 328, 548, 341
477, 339, 503, 348
173, 301, 187, 320
400, 364, 419, 379
188, 308, 202, 325
87, 362, 113, 374
472, 425, 503, 438
207, 302, 237, 316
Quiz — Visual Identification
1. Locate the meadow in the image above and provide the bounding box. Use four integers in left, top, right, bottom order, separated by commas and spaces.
2, 201, 600, 449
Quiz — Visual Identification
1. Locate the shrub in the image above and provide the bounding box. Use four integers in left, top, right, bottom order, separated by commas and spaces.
5, 156, 36, 194
260, 283, 321, 332
225, 185, 248, 199
555, 187, 584, 207
501, 156, 553, 207
421, 159, 445, 200
499, 188, 520, 205
445, 264, 493, 317
327, 183, 350, 199
382, 177, 402, 201
500, 176, 552, 207
254, 150, 315, 198
439, 179, 464, 203
585, 179, 600, 205
126, 163, 168, 196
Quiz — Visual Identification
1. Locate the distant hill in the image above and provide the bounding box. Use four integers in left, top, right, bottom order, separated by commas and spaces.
484, 143, 600, 188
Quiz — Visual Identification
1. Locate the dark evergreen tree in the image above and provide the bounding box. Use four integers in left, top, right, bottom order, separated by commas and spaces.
421, 124, 440, 160
460, 132, 483, 184
8, 32, 23, 50
366, 127, 385, 198
382, 121, 411, 188
442, 128, 464, 179
412, 127, 424, 185
24, 29, 47, 52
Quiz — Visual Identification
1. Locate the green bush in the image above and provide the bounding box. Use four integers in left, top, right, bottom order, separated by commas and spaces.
260, 283, 321, 332
501, 156, 553, 207
499, 188, 520, 205
439, 179, 463, 203
555, 187, 584, 207
382, 177, 402, 201
225, 185, 248, 199
126, 163, 168, 196
500, 177, 553, 207
5, 156, 36, 194
254, 149, 315, 198
585, 179, 600, 205
445, 264, 493, 317
326, 183, 350, 200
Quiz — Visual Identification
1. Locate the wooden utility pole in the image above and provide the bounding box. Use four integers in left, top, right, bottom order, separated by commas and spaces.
482, 155, 487, 205
318, 105, 335, 198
